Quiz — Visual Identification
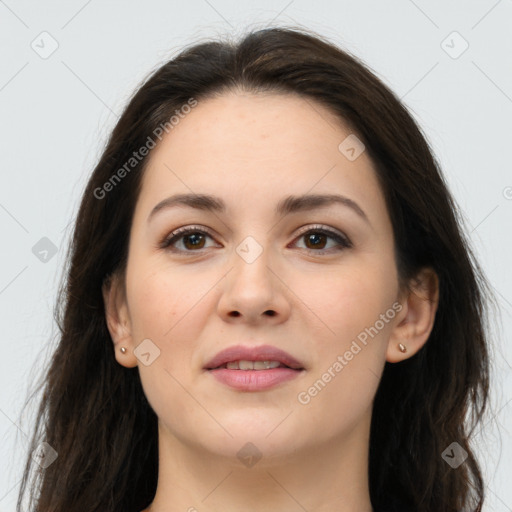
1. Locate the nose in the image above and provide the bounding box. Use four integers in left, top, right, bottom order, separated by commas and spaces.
216, 241, 291, 325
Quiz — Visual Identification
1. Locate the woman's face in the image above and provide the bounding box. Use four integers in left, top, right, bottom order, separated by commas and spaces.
112, 91, 407, 462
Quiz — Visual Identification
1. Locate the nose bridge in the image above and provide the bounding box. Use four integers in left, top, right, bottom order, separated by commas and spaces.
231, 232, 273, 290
217, 229, 288, 321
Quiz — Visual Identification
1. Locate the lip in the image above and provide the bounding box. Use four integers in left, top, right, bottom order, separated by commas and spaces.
208, 367, 304, 391
203, 344, 305, 371
204, 344, 306, 392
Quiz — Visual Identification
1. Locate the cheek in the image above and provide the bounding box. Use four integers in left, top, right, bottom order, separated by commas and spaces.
126, 262, 219, 384
296, 255, 399, 344
127, 277, 172, 339
293, 263, 397, 435
127, 261, 203, 338
126, 266, 212, 422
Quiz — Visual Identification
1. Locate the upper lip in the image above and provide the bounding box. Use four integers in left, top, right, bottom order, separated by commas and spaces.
204, 344, 304, 370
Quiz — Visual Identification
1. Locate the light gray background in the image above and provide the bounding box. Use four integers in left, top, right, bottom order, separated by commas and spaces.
1, 1, 511, 510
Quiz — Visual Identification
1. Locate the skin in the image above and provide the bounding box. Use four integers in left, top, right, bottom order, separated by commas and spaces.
103, 91, 439, 512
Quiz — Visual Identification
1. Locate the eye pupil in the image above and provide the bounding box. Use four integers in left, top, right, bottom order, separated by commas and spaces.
184, 233, 205, 249
305, 233, 327, 249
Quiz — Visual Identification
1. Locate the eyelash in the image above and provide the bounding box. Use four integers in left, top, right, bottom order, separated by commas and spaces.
158, 224, 352, 255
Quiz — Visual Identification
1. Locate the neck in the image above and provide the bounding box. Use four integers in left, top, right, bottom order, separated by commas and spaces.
143, 414, 374, 512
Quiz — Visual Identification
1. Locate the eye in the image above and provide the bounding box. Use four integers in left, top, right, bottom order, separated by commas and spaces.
290, 224, 352, 254
159, 225, 217, 252
159, 224, 352, 255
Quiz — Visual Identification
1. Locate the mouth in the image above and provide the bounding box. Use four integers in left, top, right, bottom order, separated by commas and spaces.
203, 344, 305, 372
204, 345, 306, 391
208, 360, 303, 371
206, 364, 305, 391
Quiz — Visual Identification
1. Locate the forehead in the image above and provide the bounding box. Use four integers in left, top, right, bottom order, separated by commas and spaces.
135, 91, 388, 226
151, 91, 354, 167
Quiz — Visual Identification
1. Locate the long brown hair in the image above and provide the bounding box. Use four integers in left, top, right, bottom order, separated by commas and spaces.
17, 26, 495, 512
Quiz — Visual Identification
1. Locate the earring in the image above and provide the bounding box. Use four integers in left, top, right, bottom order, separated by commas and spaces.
398, 343, 407, 353
120, 347, 127, 354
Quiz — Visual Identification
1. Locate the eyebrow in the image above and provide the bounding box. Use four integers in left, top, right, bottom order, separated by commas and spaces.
147, 192, 370, 225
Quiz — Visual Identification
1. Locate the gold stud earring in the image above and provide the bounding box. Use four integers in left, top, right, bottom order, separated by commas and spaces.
398, 343, 407, 353
120, 347, 127, 354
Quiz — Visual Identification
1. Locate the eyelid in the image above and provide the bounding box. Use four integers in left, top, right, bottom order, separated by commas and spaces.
158, 224, 217, 250
159, 223, 352, 253
294, 223, 348, 241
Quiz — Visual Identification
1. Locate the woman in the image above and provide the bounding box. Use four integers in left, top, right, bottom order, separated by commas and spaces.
17, 26, 494, 512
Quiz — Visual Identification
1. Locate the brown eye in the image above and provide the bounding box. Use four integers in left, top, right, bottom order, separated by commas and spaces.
160, 227, 216, 252
292, 226, 352, 254
159, 224, 352, 255
303, 232, 329, 250
180, 232, 207, 250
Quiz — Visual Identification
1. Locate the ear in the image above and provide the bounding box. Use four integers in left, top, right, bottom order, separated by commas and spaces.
102, 272, 138, 368
386, 267, 440, 363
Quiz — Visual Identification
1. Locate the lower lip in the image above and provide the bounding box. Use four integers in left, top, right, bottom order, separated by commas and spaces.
207, 368, 304, 391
